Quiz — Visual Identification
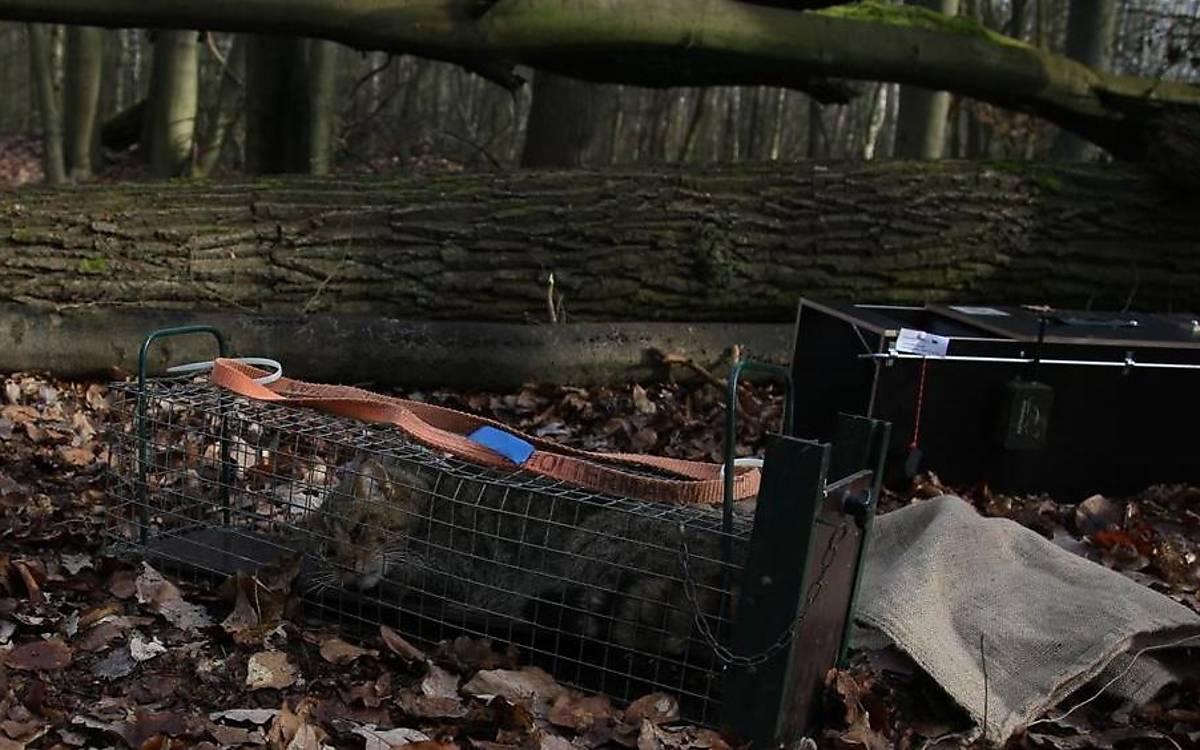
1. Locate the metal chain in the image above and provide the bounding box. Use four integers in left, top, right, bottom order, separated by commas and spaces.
677, 521, 849, 668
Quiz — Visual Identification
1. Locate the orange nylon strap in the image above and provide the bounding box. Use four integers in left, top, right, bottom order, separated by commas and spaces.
209, 359, 759, 506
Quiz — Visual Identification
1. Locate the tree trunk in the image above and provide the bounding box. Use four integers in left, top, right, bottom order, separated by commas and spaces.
520, 71, 604, 168
0, 308, 790, 389
192, 35, 246, 177
677, 88, 711, 163
894, 0, 959, 159
63, 25, 103, 179
807, 98, 824, 158
245, 35, 340, 174
305, 39, 338, 175
27, 23, 66, 185
2, 163, 1195, 319
245, 34, 303, 174
862, 83, 889, 159
144, 30, 198, 178
1051, 0, 1117, 162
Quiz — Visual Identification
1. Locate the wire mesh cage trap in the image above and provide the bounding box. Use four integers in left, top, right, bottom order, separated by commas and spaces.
104, 326, 889, 745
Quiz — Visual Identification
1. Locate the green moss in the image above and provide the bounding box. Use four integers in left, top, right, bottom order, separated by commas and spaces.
987, 161, 1065, 193
818, 1, 1028, 48
1031, 172, 1063, 193
78, 256, 109, 274
696, 222, 735, 290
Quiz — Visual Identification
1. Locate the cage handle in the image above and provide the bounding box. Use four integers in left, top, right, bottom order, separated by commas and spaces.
723, 358, 793, 514
135, 325, 231, 544
138, 325, 229, 390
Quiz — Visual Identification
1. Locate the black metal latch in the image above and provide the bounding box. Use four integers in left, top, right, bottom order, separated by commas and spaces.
841, 489, 872, 529
825, 470, 875, 531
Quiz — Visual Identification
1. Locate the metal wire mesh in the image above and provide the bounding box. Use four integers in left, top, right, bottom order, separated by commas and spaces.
104, 377, 755, 724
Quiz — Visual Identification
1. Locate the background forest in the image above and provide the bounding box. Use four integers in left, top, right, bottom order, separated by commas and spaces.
2, 0, 1200, 188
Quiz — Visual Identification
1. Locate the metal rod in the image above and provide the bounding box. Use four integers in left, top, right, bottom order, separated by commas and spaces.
858, 351, 1200, 371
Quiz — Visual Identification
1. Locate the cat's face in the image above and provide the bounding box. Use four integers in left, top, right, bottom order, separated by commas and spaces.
323, 457, 427, 590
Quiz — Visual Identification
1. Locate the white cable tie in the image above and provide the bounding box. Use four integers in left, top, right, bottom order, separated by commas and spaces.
719, 457, 764, 478
166, 357, 283, 385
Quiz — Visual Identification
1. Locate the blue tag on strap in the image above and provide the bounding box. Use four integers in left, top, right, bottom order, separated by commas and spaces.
467, 426, 535, 466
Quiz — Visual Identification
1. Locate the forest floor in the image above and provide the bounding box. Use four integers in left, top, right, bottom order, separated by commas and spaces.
0, 370, 1196, 750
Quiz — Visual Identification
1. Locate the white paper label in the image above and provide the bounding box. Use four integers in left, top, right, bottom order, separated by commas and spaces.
895, 328, 950, 357
949, 305, 1009, 316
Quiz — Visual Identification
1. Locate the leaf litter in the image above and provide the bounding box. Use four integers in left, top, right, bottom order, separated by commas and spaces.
0, 369, 1196, 749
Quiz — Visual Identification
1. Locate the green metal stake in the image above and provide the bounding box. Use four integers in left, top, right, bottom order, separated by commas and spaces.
136, 326, 228, 545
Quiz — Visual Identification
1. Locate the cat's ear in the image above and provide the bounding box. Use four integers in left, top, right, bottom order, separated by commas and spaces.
353, 458, 390, 500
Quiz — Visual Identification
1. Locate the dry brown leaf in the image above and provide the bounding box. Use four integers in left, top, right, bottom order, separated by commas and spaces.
55, 444, 97, 468
462, 667, 568, 718
4, 638, 72, 671
265, 699, 326, 750
637, 719, 666, 750
135, 564, 213, 633
116, 710, 189, 750
220, 554, 301, 645
548, 693, 617, 733
395, 691, 467, 720
351, 725, 430, 750
1076, 494, 1123, 538
318, 636, 375, 665
437, 635, 519, 672
74, 618, 126, 652
420, 665, 460, 699
623, 693, 679, 726
108, 570, 138, 600
379, 625, 426, 664
632, 385, 657, 416
246, 651, 298, 691
828, 718, 890, 750
78, 602, 123, 630
209, 709, 280, 726
341, 676, 391, 709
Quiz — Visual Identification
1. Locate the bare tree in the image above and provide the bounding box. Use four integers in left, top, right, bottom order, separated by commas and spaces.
894, 0, 960, 159
26, 23, 66, 184
63, 25, 102, 178
245, 35, 340, 174
521, 72, 607, 168
143, 30, 198, 177
192, 34, 245, 177
1052, 0, 1118, 161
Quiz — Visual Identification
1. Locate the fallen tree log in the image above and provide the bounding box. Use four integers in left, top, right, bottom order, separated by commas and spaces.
2, 162, 1197, 320
0, 307, 791, 388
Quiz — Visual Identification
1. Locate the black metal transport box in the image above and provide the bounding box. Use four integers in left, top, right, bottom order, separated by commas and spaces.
791, 299, 1200, 499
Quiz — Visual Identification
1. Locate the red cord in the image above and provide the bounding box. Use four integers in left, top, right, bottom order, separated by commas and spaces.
909, 359, 929, 450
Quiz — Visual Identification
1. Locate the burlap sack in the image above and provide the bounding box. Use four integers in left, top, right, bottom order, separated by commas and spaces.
854, 496, 1200, 742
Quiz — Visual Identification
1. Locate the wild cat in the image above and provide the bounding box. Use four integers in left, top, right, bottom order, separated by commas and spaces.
305, 454, 750, 658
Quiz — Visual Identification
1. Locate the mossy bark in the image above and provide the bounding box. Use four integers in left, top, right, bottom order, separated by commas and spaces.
1, 162, 1196, 320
